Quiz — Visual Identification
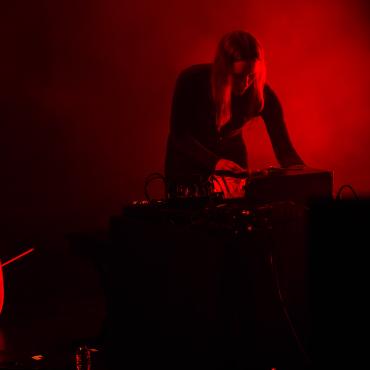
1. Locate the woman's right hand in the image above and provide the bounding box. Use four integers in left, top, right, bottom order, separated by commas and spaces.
215, 159, 246, 174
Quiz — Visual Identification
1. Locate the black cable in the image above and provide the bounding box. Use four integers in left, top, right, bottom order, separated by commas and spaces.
145, 171, 244, 201
335, 184, 359, 201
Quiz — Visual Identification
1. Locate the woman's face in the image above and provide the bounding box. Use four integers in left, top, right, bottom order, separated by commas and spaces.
230, 60, 256, 96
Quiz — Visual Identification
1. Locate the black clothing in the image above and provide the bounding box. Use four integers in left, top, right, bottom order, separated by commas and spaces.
165, 63, 304, 183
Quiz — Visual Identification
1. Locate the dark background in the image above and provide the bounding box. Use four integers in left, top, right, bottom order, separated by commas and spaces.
0, 0, 370, 361
1, 0, 370, 252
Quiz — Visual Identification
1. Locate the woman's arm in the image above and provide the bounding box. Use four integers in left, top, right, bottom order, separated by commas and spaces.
261, 85, 305, 167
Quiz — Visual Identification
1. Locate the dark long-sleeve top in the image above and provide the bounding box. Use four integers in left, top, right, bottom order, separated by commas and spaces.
165, 63, 304, 183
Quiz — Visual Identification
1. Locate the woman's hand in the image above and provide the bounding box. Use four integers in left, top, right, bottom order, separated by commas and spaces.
215, 159, 246, 174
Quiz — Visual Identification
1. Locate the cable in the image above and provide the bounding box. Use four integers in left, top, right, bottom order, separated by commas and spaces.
208, 174, 226, 198
335, 184, 359, 201
220, 176, 231, 196
146, 170, 248, 201
268, 249, 311, 367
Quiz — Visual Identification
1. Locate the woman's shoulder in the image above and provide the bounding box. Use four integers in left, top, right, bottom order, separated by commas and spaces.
263, 83, 282, 106
176, 63, 212, 86
179, 63, 212, 77
263, 83, 277, 98
261, 83, 284, 119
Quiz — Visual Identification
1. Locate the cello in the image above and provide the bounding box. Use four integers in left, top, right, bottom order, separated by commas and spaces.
0, 248, 34, 315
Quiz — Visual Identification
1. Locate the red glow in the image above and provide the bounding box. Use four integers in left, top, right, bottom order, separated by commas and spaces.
0, 263, 3, 315
2, 248, 35, 268
97, 0, 370, 197
0, 248, 34, 315
2, 0, 370, 251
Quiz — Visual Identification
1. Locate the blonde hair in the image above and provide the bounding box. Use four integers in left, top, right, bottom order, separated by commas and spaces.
211, 31, 266, 129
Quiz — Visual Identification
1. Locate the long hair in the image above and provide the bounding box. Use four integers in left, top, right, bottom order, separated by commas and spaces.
211, 31, 266, 129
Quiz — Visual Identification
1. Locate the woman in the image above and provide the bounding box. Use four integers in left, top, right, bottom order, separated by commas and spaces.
165, 30, 304, 195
